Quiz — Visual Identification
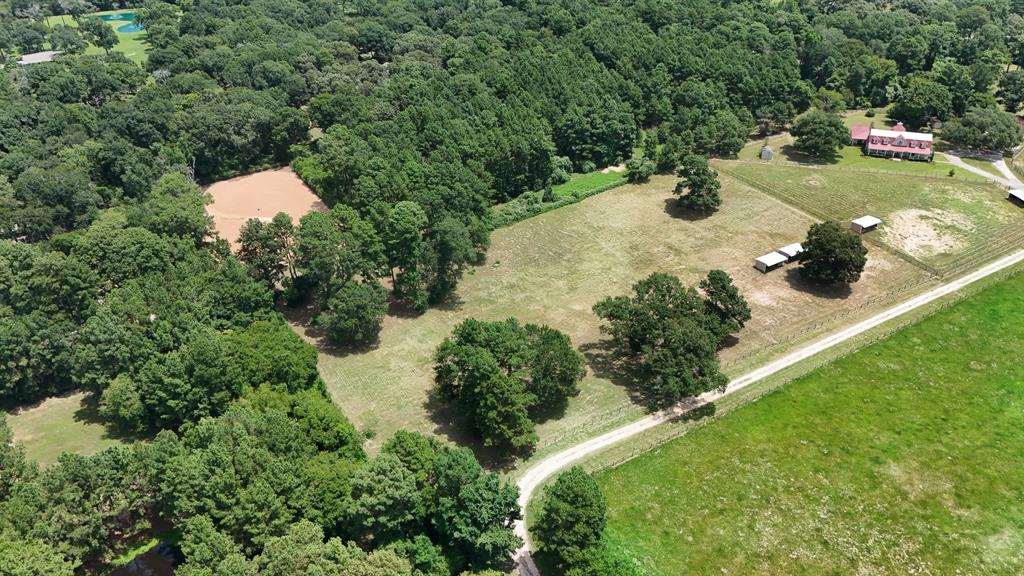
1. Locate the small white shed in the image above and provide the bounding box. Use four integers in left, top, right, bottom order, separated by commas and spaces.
754, 251, 787, 273
1009, 189, 1024, 204
17, 51, 61, 65
777, 243, 803, 260
850, 215, 882, 233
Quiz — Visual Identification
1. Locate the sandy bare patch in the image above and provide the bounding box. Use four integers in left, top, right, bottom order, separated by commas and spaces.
883, 209, 972, 258
601, 164, 626, 173
206, 167, 327, 248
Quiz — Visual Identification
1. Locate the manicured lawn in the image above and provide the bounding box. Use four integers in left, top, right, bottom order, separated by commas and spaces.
961, 156, 1008, 179
596, 270, 1024, 576
307, 174, 930, 467
6, 392, 127, 466
551, 170, 625, 199
716, 161, 1022, 277
737, 109, 982, 182
45, 9, 148, 65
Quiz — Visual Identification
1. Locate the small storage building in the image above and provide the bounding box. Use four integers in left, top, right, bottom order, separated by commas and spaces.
754, 251, 787, 273
850, 215, 882, 233
759, 144, 774, 161
777, 243, 803, 260
1009, 189, 1024, 205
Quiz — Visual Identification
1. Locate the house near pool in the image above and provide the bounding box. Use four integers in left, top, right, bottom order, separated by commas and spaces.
850, 122, 934, 162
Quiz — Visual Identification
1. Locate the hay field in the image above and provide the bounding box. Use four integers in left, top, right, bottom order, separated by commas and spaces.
311, 175, 932, 463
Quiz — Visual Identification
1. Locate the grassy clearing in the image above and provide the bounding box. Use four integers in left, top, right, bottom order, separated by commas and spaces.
716, 161, 1022, 277
6, 392, 126, 466
306, 175, 930, 469
551, 170, 625, 199
960, 157, 1006, 179
45, 9, 148, 65
595, 270, 1024, 576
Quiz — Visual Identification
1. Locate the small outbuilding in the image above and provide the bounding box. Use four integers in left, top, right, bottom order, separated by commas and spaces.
1009, 188, 1024, 205
754, 251, 787, 273
17, 51, 61, 65
777, 243, 803, 260
850, 215, 882, 234
759, 144, 774, 161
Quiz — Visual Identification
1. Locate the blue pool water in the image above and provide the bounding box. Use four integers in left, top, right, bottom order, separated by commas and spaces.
95, 12, 144, 33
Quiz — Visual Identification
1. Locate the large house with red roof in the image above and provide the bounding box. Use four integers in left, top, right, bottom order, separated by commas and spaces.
849, 122, 934, 162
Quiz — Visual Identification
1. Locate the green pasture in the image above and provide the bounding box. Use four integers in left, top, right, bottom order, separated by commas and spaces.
597, 270, 1024, 576
716, 161, 1023, 277
45, 9, 147, 65
552, 170, 625, 199
6, 392, 127, 466
960, 156, 1007, 179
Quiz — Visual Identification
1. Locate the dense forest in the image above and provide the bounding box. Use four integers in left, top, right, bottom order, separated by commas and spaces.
1, 0, 1023, 573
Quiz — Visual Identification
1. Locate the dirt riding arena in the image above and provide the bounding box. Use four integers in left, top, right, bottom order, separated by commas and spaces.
206, 167, 327, 248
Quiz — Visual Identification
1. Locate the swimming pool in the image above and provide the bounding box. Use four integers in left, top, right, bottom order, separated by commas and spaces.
96, 12, 144, 33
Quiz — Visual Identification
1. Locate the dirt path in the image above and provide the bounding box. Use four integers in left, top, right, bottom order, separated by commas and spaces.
513, 247, 1024, 576
942, 152, 1024, 189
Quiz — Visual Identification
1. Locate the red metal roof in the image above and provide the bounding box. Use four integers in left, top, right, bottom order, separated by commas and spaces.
850, 125, 870, 140
1015, 116, 1024, 127
892, 121, 907, 132
866, 141, 931, 154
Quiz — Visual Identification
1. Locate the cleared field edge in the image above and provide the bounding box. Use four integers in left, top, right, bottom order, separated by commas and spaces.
489, 176, 627, 229
556, 260, 1024, 482
512, 267, 940, 477
715, 162, 1024, 279
522, 262, 1024, 554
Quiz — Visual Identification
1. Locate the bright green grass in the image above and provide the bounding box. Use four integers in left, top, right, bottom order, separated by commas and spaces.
551, 171, 626, 199
716, 161, 1023, 276
45, 9, 148, 65
596, 270, 1024, 576
6, 392, 126, 466
960, 157, 1007, 179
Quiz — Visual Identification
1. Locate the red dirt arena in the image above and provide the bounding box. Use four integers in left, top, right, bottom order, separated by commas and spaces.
206, 167, 327, 248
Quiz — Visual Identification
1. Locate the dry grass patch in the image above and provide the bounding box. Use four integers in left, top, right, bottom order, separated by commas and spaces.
310, 175, 931, 467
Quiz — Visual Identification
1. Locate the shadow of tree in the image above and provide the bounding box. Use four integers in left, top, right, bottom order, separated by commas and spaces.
579, 340, 669, 412
780, 144, 841, 165
73, 393, 152, 443
278, 300, 383, 357
783, 267, 853, 300
423, 390, 523, 473
663, 197, 715, 221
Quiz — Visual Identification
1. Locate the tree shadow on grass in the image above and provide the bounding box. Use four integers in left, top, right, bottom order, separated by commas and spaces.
579, 339, 668, 412
423, 390, 522, 473
780, 144, 841, 165
663, 197, 715, 221
783, 267, 853, 300
278, 300, 383, 358
73, 393, 152, 443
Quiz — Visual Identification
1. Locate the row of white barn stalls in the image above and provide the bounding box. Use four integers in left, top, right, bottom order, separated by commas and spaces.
753, 216, 882, 273
754, 243, 804, 273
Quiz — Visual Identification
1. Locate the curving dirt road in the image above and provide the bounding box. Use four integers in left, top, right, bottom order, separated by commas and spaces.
513, 246, 1024, 576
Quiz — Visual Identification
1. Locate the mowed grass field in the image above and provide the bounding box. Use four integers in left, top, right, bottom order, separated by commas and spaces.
310, 175, 932, 463
716, 162, 1023, 277
6, 392, 126, 466
45, 9, 148, 64
596, 270, 1024, 576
